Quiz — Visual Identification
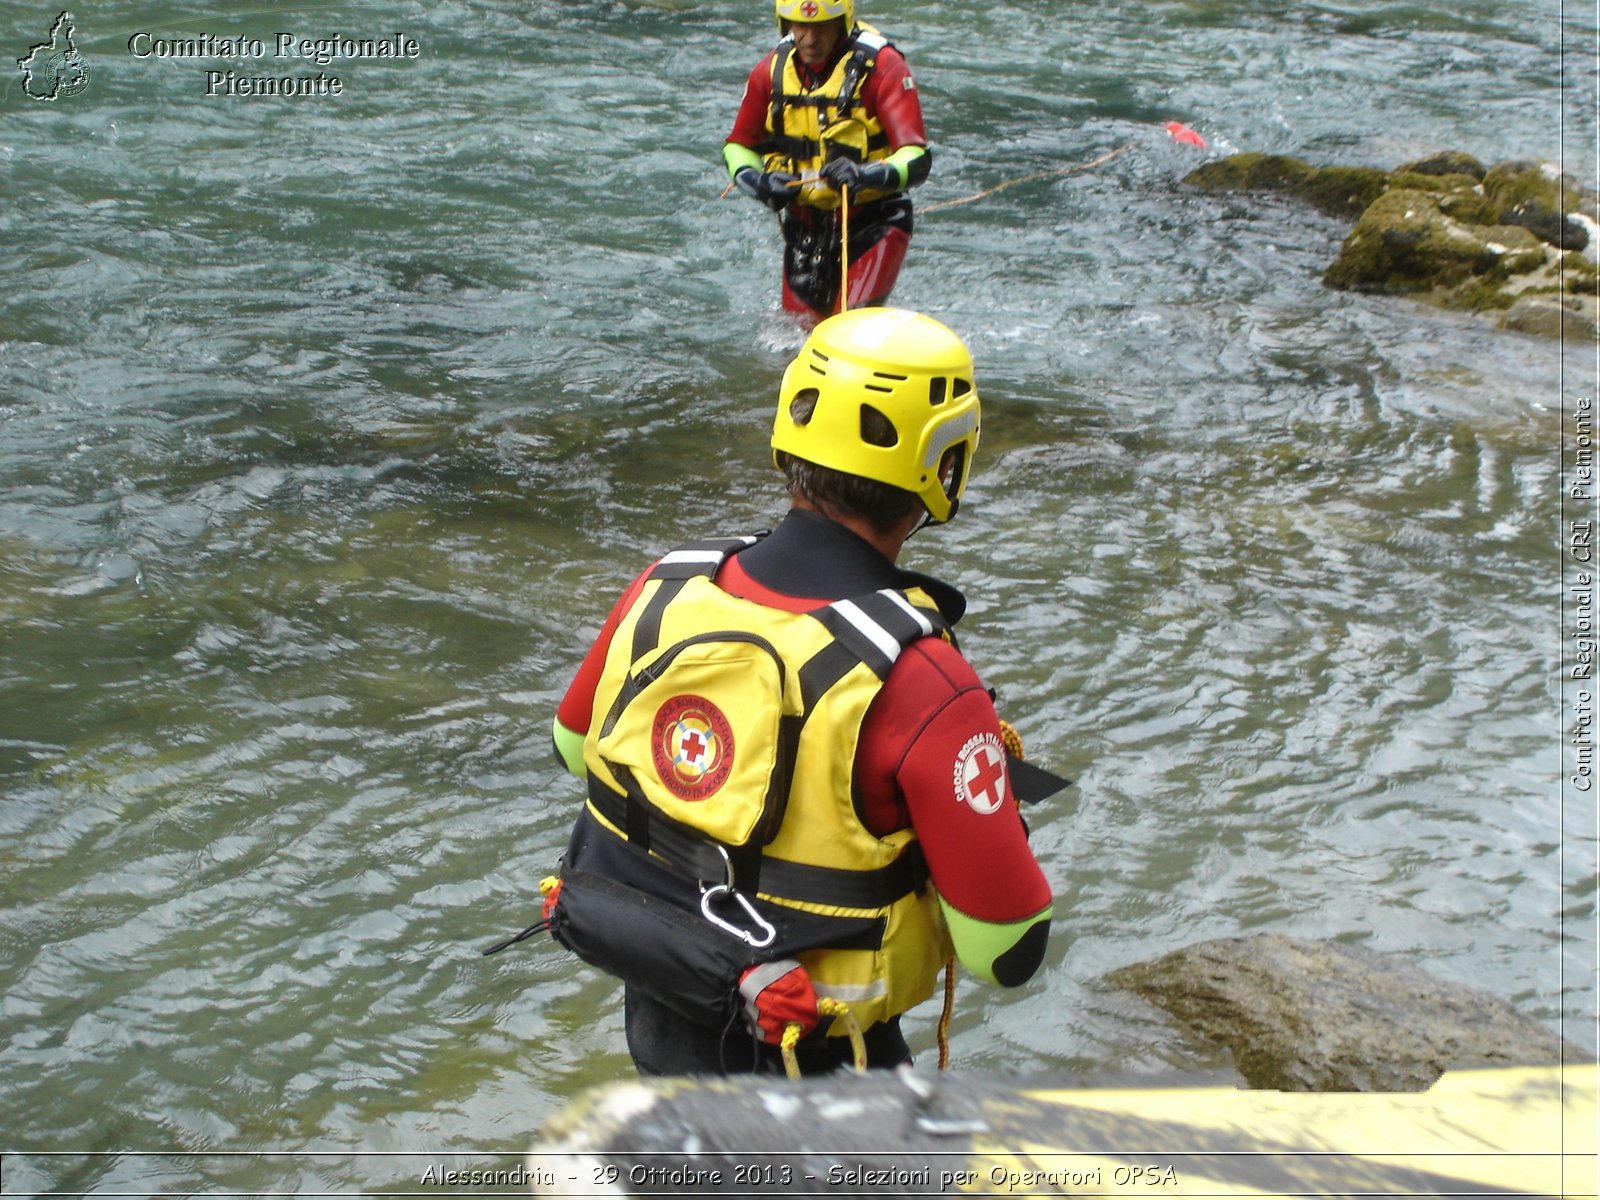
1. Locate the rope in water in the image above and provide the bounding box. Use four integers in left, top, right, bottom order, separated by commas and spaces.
920, 142, 1137, 214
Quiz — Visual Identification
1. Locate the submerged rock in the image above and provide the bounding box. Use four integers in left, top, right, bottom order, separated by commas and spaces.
1104, 933, 1586, 1092
1184, 151, 1600, 338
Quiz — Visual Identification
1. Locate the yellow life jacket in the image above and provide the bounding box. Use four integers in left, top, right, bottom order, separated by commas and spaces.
760, 24, 897, 211
580, 535, 954, 1034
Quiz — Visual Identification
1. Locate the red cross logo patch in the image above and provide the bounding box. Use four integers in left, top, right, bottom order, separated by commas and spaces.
953, 733, 1008, 814
799, 0, 820, 16
651, 695, 735, 800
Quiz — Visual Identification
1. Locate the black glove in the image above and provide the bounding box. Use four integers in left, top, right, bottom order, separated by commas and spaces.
734, 167, 799, 211
820, 158, 899, 194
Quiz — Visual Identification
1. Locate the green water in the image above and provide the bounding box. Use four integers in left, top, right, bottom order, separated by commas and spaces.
1, 0, 1595, 1193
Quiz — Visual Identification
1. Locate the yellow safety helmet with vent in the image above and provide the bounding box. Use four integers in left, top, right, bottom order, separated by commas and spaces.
776, 0, 855, 31
772, 308, 981, 525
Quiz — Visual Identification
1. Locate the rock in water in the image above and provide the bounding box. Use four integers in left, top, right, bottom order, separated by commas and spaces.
1183, 150, 1600, 338
1104, 933, 1585, 1092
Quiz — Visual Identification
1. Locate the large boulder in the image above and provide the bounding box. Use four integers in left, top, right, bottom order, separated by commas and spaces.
1184, 151, 1600, 338
1103, 933, 1586, 1092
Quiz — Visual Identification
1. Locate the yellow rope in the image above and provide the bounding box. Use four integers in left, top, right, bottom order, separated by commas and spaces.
819, 997, 868, 1072
919, 142, 1137, 214
780, 998, 867, 1078
838, 183, 850, 311
997, 718, 1024, 760
780, 1021, 803, 1079
937, 957, 956, 1071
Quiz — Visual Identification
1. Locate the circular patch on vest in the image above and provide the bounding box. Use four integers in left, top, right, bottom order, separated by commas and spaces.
652, 695, 735, 800
953, 733, 1008, 815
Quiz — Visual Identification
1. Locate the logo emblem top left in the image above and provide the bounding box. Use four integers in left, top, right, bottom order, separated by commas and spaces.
19, 11, 89, 101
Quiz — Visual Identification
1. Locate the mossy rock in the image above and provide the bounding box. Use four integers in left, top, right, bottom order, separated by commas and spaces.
1186, 149, 1594, 338
1482, 160, 1591, 250
1395, 150, 1487, 180
1386, 171, 1496, 224
1502, 293, 1600, 339
1561, 251, 1600, 292
1477, 224, 1555, 275
1185, 152, 1314, 194
1324, 189, 1502, 293
1295, 164, 1389, 220
1483, 159, 1584, 214
1184, 153, 1386, 220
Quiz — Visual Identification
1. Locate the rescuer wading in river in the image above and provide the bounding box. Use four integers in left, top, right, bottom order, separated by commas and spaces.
545, 308, 1052, 1074
724, 0, 932, 322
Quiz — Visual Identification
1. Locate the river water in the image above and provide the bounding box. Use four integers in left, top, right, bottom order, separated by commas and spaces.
1, 0, 1596, 1194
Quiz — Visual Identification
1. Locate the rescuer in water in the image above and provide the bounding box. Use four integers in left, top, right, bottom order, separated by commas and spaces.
723, 0, 932, 322
546, 308, 1052, 1075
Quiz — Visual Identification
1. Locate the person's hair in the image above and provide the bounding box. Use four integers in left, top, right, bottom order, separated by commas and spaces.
779, 390, 922, 532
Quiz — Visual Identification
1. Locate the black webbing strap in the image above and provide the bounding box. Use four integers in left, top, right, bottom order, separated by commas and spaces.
586, 779, 927, 910
768, 40, 793, 142
832, 40, 877, 121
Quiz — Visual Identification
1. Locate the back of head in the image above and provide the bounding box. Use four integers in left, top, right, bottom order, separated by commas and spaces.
771, 307, 981, 528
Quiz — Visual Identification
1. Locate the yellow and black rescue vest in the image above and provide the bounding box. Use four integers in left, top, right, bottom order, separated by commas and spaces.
760, 25, 897, 211
577, 535, 955, 1033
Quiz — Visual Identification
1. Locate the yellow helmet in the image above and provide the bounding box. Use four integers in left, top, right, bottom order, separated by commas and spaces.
772, 308, 980, 525
776, 0, 855, 31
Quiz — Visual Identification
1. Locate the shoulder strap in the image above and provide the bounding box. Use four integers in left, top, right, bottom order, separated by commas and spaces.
648, 535, 761, 581
792, 588, 944, 720
809, 587, 943, 674
629, 535, 760, 662
768, 40, 794, 139
832, 31, 882, 120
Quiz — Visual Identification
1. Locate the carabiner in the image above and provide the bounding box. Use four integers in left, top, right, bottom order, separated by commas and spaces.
700, 883, 777, 949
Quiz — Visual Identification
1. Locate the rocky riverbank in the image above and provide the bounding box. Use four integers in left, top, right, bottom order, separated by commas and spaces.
1184, 151, 1600, 339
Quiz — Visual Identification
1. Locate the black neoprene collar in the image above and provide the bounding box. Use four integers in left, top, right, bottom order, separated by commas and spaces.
735, 508, 967, 625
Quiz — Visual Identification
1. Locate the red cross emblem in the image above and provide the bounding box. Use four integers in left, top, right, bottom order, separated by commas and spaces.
651, 695, 735, 800
799, 0, 820, 16
954, 734, 1007, 814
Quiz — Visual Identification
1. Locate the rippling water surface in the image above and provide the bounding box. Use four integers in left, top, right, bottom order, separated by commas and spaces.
2, 0, 1596, 1192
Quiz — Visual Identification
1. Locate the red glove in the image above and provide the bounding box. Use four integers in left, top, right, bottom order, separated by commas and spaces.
738, 959, 820, 1045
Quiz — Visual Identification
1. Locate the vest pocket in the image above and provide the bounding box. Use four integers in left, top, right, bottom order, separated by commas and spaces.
594, 632, 799, 848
